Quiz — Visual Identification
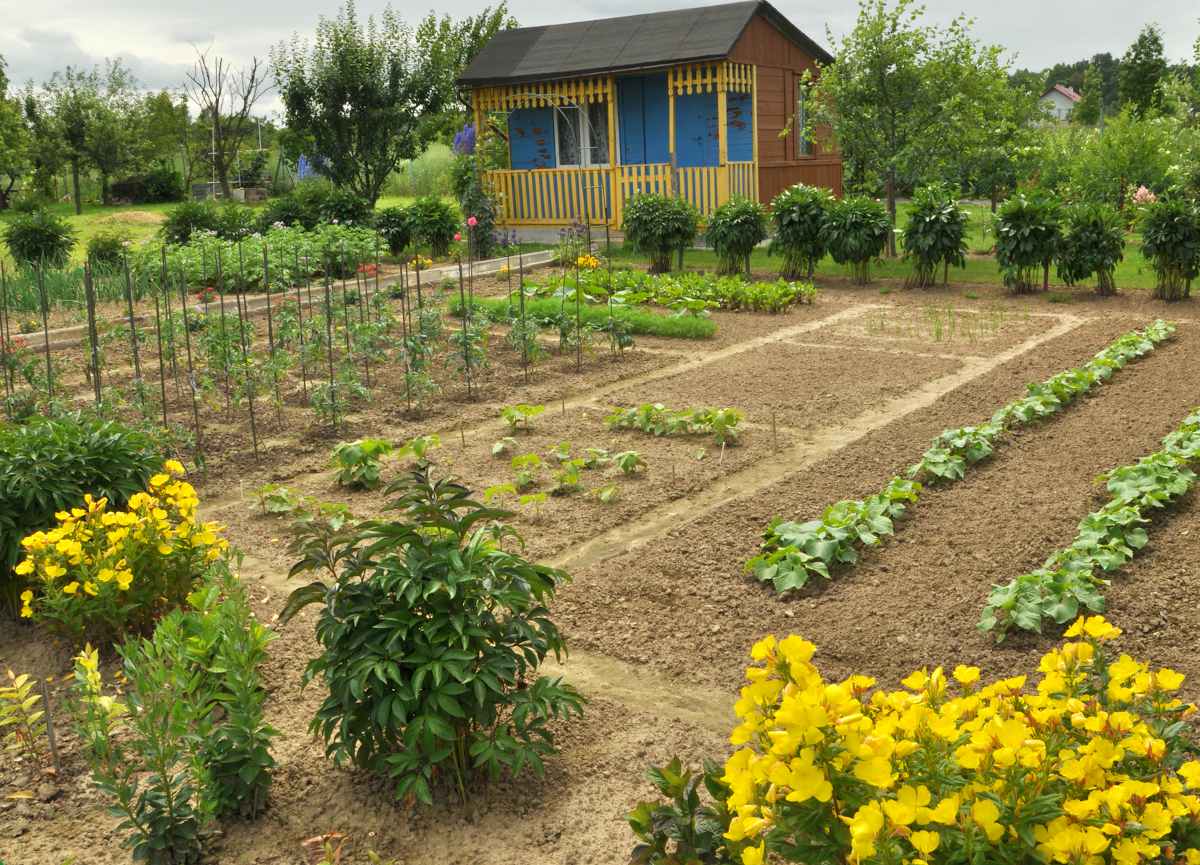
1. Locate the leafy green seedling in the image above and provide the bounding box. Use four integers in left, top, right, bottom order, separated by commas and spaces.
551, 459, 586, 496
590, 483, 620, 504
549, 441, 572, 463
583, 447, 612, 469
255, 483, 304, 515
397, 434, 441, 464
483, 482, 517, 503
511, 453, 543, 491
500, 403, 545, 433
492, 436, 517, 457
518, 491, 548, 522
331, 438, 394, 490
612, 451, 646, 475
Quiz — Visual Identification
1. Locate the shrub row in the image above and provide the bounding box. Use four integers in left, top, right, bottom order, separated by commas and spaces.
748, 321, 1175, 594
982, 405, 1200, 638
535, 269, 816, 314
451, 295, 717, 340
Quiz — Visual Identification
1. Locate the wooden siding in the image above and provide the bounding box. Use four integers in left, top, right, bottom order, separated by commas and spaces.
729, 14, 842, 201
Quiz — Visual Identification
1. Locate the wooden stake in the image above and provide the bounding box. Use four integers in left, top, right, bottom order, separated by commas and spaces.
39, 680, 61, 775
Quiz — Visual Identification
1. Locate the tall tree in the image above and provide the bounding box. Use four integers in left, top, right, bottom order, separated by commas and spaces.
1120, 24, 1166, 117
0, 55, 31, 209
184, 50, 271, 198
1074, 65, 1103, 125
80, 60, 144, 205
44, 67, 100, 214
274, 0, 443, 205
415, 4, 517, 142
815, 0, 1011, 253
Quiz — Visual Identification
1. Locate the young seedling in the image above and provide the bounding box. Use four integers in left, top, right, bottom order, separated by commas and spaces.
483, 482, 517, 504
518, 491, 548, 522
492, 436, 518, 457
589, 483, 620, 504
583, 447, 612, 470
612, 450, 646, 475
551, 459, 586, 496
0, 669, 47, 763
255, 483, 304, 515
331, 438, 394, 490
549, 441, 572, 463
511, 453, 543, 491
397, 433, 442, 464
500, 403, 545, 433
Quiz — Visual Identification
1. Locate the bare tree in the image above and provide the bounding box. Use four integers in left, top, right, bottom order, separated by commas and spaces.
183, 49, 272, 198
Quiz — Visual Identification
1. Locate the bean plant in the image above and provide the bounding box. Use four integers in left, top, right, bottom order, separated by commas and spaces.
1139, 198, 1200, 301
705, 198, 769, 277
901, 185, 968, 288
1056, 203, 1125, 296
768, 183, 832, 279
819, 195, 890, 284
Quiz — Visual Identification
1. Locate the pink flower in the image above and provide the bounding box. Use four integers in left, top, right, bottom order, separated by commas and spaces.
467, 216, 478, 227
454, 232, 462, 241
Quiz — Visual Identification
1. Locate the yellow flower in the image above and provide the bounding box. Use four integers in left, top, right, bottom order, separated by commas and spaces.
19, 589, 33, 618
1064, 615, 1121, 641
909, 830, 940, 856
972, 798, 1004, 843
14, 558, 34, 575
163, 459, 185, 476
83, 581, 98, 597
149, 473, 170, 488
43, 563, 66, 580
62, 581, 80, 595
741, 842, 764, 865
953, 665, 980, 686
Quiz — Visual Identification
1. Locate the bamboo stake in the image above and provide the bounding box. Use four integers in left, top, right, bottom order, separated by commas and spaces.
296, 249, 309, 400
37, 263, 53, 402
235, 242, 259, 459
152, 290, 168, 427
215, 249, 231, 418
84, 263, 102, 407
176, 265, 203, 457
457, 256, 472, 400
399, 261, 412, 414
323, 265, 337, 432
121, 254, 142, 412
161, 247, 181, 398
262, 244, 282, 423
0, 261, 13, 413
518, 252, 528, 384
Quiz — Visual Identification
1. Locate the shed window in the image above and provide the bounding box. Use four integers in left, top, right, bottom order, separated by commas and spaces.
555, 102, 609, 167
795, 81, 812, 158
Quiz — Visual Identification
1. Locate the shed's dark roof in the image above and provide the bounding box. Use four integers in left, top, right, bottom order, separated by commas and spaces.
458, 0, 833, 87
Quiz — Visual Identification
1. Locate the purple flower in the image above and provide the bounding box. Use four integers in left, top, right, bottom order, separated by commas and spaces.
453, 123, 477, 155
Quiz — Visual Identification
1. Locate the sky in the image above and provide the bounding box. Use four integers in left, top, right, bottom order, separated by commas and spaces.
0, 0, 1196, 116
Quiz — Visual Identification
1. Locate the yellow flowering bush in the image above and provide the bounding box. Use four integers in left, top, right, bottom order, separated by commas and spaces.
16, 460, 228, 644
719, 616, 1200, 865
576, 254, 601, 270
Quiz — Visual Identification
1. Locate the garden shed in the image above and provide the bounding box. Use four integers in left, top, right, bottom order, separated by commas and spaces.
458, 0, 843, 227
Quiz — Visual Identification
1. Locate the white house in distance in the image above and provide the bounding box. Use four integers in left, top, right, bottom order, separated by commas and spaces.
1040, 83, 1080, 122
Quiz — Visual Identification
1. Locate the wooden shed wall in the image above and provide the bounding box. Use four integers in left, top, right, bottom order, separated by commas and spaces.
729, 14, 842, 200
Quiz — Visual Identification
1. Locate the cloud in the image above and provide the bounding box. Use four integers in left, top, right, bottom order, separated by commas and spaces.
2, 27, 189, 91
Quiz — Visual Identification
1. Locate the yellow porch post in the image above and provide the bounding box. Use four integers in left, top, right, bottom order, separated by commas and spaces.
717, 84, 730, 208
668, 75, 676, 197
751, 65, 760, 202
473, 91, 485, 149
607, 75, 619, 227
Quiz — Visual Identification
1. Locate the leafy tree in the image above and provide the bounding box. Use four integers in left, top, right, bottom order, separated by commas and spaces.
416, 4, 517, 142
1073, 65, 1103, 125
902, 184, 967, 287
274, 1, 443, 206
1056, 203, 1124, 295
80, 60, 144, 205
994, 192, 1062, 293
21, 90, 67, 202
0, 55, 30, 210
43, 66, 100, 214
815, 0, 1011, 254
1120, 24, 1167, 118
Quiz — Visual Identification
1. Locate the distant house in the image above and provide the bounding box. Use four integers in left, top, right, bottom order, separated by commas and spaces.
457, 0, 843, 227
1040, 84, 1080, 122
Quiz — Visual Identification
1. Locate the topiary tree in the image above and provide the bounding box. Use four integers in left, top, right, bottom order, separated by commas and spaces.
901, 185, 968, 288
1140, 198, 1200, 301
768, 184, 833, 279
621, 193, 699, 274
819, 195, 890, 284
1056, 203, 1125, 295
705, 198, 768, 277
407, 195, 459, 258
994, 192, 1062, 293
280, 465, 584, 805
2, 208, 77, 269
375, 206, 412, 256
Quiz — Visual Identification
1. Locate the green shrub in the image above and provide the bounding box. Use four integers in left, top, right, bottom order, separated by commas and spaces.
280, 466, 584, 804
1057, 203, 1125, 295
386, 143, 455, 198
86, 229, 129, 271
375, 206, 412, 256
768, 184, 832, 279
407, 195, 459, 258
902, 185, 968, 288
330, 438, 394, 490
319, 188, 373, 226
459, 172, 497, 259
820, 195, 890, 284
0, 414, 160, 609
1139, 198, 1200, 301
257, 182, 328, 231
143, 164, 186, 203
216, 201, 257, 240
705, 198, 768, 276
3, 209, 77, 269
621, 194, 700, 274
161, 200, 220, 245
994, 192, 1062, 293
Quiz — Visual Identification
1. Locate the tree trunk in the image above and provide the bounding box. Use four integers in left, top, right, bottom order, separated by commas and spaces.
990, 190, 998, 213
100, 174, 111, 206
885, 169, 897, 257
71, 159, 82, 215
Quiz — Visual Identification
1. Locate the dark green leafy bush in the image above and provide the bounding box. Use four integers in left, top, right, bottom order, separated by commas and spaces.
460, 181, 497, 260
375, 206, 412, 256
1139, 198, 1200, 301
629, 758, 732, 865
902, 185, 968, 288
621, 194, 700, 274
280, 466, 584, 804
319, 188, 373, 226
3, 209, 77, 269
0, 414, 161, 605
994, 192, 1062, 293
407, 195, 460, 258
86, 229, 129, 271
1056, 203, 1125, 295
161, 200, 220, 245
768, 184, 832, 279
110, 165, 185, 204
216, 201, 257, 240
705, 198, 768, 276
819, 195, 890, 284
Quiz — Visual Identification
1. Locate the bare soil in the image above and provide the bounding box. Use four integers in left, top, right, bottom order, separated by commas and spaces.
3, 272, 1200, 865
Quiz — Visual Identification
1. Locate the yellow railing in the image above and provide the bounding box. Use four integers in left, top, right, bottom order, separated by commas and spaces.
485, 163, 756, 227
